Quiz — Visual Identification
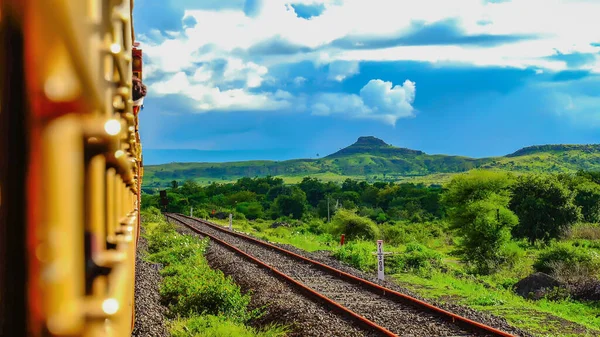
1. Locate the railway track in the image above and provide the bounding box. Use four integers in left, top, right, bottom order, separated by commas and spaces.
165, 213, 517, 337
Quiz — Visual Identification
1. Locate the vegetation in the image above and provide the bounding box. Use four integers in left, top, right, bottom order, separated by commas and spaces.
510, 174, 581, 244
142, 137, 600, 189
142, 211, 287, 336
141, 166, 600, 336
443, 170, 519, 274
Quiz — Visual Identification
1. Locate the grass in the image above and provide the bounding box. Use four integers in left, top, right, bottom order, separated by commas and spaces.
209, 217, 337, 252
395, 272, 600, 337
199, 215, 600, 337
141, 211, 288, 336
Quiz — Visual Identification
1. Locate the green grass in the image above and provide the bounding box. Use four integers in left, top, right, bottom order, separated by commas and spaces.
210, 218, 337, 252
142, 212, 288, 336
201, 215, 600, 337
395, 272, 600, 337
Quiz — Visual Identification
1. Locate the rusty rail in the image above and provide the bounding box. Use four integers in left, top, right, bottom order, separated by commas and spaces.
167, 213, 516, 337
166, 214, 397, 336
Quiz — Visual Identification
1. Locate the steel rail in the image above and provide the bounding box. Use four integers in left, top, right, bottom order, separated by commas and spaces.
165, 213, 397, 337
169, 213, 516, 337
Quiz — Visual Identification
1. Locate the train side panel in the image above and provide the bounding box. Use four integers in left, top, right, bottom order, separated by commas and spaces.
0, 0, 143, 336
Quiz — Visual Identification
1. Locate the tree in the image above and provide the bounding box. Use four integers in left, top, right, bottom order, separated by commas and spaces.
574, 181, 600, 223
442, 170, 518, 274
509, 174, 581, 244
273, 186, 307, 219
171, 180, 179, 189
236, 202, 263, 220
298, 177, 326, 207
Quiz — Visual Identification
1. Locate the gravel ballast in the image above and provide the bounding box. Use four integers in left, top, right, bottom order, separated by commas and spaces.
131, 233, 169, 337
173, 218, 374, 337
169, 214, 514, 337
272, 244, 535, 337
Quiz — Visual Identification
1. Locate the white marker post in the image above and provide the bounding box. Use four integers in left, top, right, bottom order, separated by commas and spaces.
190, 207, 193, 217
377, 240, 385, 281
229, 213, 233, 230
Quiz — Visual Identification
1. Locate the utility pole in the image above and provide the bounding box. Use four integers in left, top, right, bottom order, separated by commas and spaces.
327, 196, 330, 223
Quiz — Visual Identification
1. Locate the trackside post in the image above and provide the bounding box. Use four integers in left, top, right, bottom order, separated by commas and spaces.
377, 240, 384, 281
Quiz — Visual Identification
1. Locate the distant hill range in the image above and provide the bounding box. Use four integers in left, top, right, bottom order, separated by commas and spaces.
143, 136, 600, 187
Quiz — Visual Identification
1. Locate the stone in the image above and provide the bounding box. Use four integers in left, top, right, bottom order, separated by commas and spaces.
513, 272, 563, 300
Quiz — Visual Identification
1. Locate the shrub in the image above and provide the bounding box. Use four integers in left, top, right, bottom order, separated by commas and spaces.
533, 243, 600, 278
383, 226, 408, 245
305, 219, 327, 235
566, 223, 600, 240
497, 241, 527, 270
330, 209, 380, 240
193, 208, 209, 219
146, 206, 162, 216
160, 257, 256, 321
390, 242, 442, 273
144, 217, 260, 324
236, 202, 264, 220
332, 241, 377, 272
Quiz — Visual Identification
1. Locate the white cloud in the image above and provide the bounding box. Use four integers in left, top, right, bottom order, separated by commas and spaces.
138, 0, 599, 116
139, 0, 600, 77
150, 72, 292, 112
311, 79, 416, 125
327, 60, 359, 82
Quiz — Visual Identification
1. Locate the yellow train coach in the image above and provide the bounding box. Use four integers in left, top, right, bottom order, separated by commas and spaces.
1, 0, 144, 336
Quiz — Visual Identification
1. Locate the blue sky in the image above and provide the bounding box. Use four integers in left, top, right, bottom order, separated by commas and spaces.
134, 0, 600, 165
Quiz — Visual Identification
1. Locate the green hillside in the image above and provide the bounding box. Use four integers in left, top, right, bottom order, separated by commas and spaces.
142, 136, 600, 188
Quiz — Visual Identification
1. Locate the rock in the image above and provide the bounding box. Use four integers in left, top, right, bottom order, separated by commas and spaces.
570, 280, 600, 301
513, 272, 564, 300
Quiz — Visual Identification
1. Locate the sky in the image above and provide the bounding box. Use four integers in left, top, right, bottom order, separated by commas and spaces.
134, 0, 600, 165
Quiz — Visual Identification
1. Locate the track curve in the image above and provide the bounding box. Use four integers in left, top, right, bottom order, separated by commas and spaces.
166, 213, 516, 337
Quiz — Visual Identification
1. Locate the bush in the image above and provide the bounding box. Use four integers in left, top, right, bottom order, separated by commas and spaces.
236, 202, 264, 220
305, 219, 327, 235
144, 217, 260, 324
332, 241, 377, 272
146, 206, 162, 216
330, 209, 380, 240
566, 223, 600, 240
497, 241, 527, 270
383, 226, 408, 245
193, 208, 209, 219
390, 242, 442, 273
533, 243, 600, 277
160, 256, 256, 321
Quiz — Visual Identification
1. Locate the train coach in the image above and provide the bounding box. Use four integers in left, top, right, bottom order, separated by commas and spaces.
1, 0, 144, 336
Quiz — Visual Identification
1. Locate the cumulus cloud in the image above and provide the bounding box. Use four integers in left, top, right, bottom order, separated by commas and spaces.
311, 79, 416, 125
139, 0, 600, 78
136, 0, 599, 117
